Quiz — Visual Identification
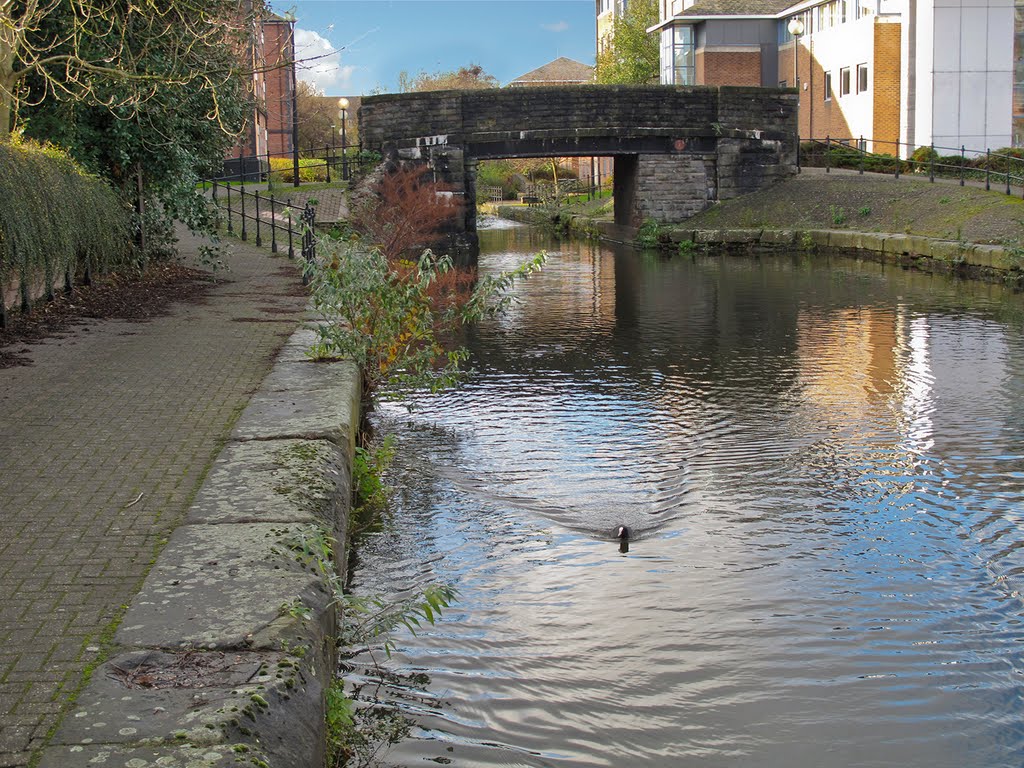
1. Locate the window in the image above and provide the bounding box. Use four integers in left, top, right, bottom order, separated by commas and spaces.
817, 3, 830, 30
661, 25, 695, 85
857, 63, 869, 92
824, 72, 833, 101
840, 67, 851, 96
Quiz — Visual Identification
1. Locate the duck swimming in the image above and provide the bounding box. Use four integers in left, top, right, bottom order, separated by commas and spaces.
616, 525, 630, 553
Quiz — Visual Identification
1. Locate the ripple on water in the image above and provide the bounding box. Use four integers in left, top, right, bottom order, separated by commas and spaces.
345, 226, 1024, 767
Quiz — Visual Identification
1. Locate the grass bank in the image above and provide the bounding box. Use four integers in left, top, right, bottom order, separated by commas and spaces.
681, 171, 1024, 247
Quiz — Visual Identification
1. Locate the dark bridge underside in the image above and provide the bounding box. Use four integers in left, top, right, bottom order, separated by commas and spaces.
358, 85, 798, 258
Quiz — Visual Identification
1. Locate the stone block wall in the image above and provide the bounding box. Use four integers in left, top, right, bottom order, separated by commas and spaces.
717, 138, 791, 199
631, 154, 718, 225
359, 85, 795, 153
359, 92, 464, 149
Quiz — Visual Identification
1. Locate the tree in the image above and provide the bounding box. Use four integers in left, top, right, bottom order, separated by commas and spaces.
295, 80, 336, 150
397, 64, 498, 93
8, 1, 279, 253
595, 0, 660, 85
295, 81, 359, 151
0, 0, 260, 138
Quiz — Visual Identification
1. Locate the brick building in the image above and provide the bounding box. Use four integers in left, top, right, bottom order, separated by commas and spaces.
649, 0, 1021, 155
226, 11, 297, 175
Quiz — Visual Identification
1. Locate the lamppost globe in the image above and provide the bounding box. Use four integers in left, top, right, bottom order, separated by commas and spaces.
787, 16, 804, 37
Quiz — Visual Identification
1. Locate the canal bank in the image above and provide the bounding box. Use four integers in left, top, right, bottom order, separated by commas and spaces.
496, 170, 1024, 285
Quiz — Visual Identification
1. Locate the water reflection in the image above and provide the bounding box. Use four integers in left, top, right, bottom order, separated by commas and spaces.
346, 223, 1024, 767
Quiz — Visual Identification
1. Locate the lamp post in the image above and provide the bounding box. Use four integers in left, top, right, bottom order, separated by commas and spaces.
787, 15, 805, 169
338, 98, 349, 181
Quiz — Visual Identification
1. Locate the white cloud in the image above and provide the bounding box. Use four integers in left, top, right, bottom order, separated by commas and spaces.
293, 28, 354, 93
541, 20, 570, 32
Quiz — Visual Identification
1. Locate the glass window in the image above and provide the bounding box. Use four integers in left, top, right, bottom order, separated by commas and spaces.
840, 0, 848, 23
817, 4, 829, 29
666, 25, 695, 85
824, 72, 833, 100
857, 63, 868, 92
840, 67, 851, 95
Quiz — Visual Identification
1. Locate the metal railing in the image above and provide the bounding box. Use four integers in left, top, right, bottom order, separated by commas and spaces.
208, 180, 318, 279
800, 136, 1024, 197
218, 146, 378, 187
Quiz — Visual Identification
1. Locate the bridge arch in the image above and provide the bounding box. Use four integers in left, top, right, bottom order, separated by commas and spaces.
358, 85, 797, 257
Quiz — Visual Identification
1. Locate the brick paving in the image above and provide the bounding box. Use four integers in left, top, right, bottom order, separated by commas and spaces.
0, 229, 309, 767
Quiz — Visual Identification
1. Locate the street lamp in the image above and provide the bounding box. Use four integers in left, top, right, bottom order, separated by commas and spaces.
338, 97, 350, 180
787, 16, 804, 89
787, 15, 805, 167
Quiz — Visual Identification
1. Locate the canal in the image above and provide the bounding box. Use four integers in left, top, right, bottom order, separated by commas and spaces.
345, 220, 1024, 767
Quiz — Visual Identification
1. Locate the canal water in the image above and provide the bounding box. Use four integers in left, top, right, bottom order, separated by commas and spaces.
345, 220, 1024, 767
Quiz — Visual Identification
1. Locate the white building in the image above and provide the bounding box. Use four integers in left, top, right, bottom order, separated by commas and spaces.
650, 0, 1023, 154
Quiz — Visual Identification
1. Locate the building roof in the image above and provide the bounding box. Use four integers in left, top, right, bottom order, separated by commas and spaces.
507, 57, 595, 86
679, 0, 796, 16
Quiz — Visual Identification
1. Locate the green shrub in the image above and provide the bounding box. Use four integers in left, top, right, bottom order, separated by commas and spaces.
0, 139, 132, 317
909, 145, 939, 165
635, 218, 663, 249
477, 159, 519, 201
268, 156, 328, 184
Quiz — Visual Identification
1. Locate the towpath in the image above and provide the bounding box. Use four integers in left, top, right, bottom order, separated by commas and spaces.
0, 229, 308, 767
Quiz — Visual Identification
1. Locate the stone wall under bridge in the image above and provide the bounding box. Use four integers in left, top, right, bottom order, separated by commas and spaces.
358, 85, 798, 258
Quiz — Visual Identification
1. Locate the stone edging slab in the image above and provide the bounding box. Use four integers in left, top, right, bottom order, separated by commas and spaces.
38, 327, 360, 768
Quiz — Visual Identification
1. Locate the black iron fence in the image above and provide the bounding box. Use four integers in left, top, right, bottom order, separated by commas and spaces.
800, 137, 1024, 197
218, 146, 379, 186
208, 180, 318, 279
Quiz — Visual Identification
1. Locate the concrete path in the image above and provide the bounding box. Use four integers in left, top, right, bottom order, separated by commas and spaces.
0, 229, 309, 767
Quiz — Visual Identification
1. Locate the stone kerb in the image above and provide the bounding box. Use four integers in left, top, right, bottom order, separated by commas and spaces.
38, 327, 360, 768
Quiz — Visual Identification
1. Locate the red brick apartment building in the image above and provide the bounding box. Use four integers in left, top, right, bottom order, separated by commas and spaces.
225, 9, 297, 178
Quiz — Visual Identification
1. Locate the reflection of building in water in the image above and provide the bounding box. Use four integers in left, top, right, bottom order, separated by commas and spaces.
795, 304, 1017, 463
796, 306, 899, 412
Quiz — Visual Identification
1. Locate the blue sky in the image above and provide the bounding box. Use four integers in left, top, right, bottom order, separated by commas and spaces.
270, 1, 597, 96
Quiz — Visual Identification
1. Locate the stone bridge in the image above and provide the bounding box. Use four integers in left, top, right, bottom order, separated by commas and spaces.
358, 85, 798, 255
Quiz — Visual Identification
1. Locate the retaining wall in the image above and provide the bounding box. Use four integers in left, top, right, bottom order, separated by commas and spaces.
38, 327, 360, 768
492, 205, 1023, 284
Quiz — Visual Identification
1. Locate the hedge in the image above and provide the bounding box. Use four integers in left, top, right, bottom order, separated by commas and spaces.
0, 140, 132, 319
